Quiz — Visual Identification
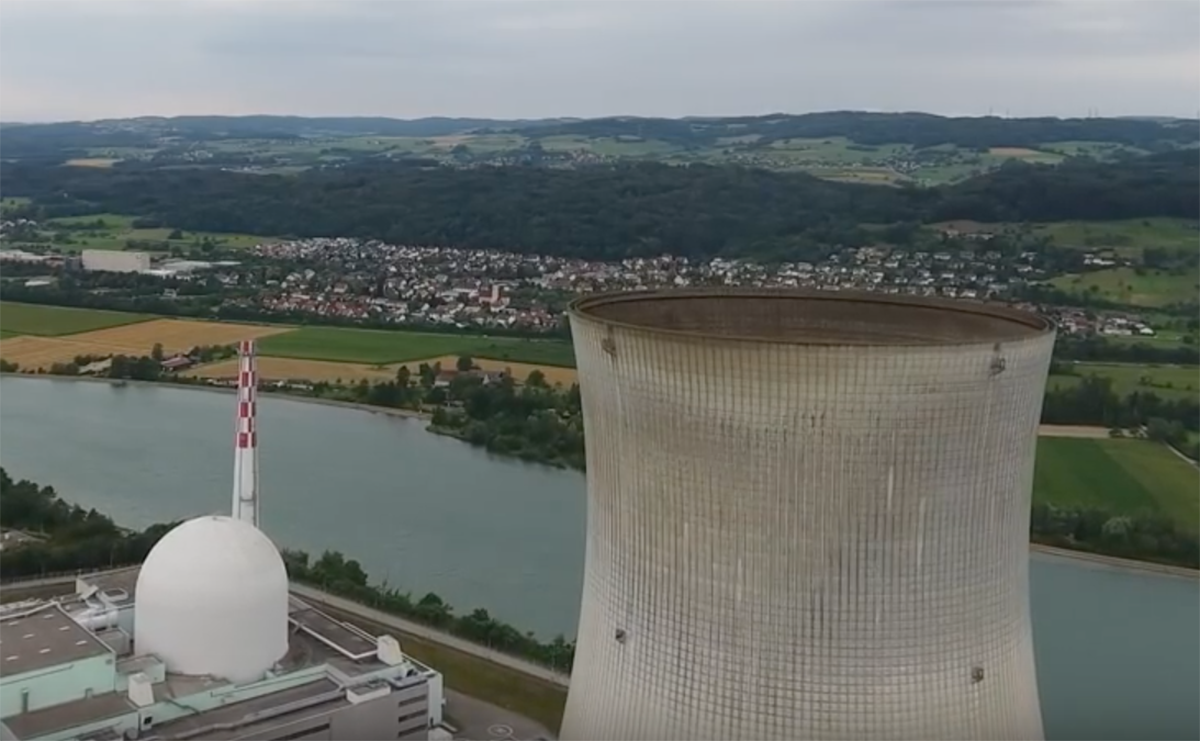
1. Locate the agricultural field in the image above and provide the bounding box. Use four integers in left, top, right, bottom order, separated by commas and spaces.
986, 147, 1064, 163
1, 197, 31, 215
35, 213, 270, 252
257, 326, 576, 367
397, 355, 578, 387
1033, 437, 1199, 532
1033, 218, 1199, 257
0, 318, 290, 370
1040, 140, 1149, 158
64, 158, 120, 168
188, 353, 580, 387
1048, 362, 1199, 401
189, 357, 404, 384
0, 302, 151, 336
1050, 267, 1199, 308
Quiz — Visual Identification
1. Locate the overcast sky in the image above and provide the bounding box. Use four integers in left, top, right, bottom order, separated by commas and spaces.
0, 0, 1196, 123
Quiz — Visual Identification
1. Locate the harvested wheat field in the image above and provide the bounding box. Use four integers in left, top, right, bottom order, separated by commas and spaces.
0, 336, 123, 369
402, 355, 578, 387
0, 319, 291, 370
190, 357, 402, 384
64, 158, 120, 168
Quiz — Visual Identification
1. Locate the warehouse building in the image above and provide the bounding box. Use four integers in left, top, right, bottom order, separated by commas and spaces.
80, 250, 150, 274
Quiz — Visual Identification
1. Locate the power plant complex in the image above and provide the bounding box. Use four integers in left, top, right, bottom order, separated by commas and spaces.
562, 289, 1055, 741
0, 341, 448, 741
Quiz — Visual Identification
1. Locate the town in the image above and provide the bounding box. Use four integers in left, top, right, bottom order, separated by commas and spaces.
0, 219, 1173, 343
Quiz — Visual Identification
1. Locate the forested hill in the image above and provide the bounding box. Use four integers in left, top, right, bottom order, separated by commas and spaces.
519, 112, 1200, 150
3, 152, 1196, 261
928, 150, 1199, 223
1, 111, 1196, 164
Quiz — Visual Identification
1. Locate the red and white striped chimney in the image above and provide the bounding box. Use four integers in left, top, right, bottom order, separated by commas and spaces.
232, 339, 260, 527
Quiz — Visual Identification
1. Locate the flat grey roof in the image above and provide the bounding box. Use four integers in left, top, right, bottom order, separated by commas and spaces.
1, 691, 131, 739
144, 678, 341, 740
0, 604, 112, 677
288, 603, 377, 659
79, 569, 140, 606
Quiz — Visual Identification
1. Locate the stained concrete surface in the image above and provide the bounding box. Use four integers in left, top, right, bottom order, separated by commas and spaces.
445, 689, 555, 741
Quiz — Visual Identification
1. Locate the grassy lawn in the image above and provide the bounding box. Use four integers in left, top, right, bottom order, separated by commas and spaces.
0, 302, 152, 337
259, 326, 577, 367
1049, 267, 1199, 308
1034, 437, 1199, 531
0, 330, 21, 339
319, 604, 566, 733
402, 634, 566, 733
1048, 362, 1199, 401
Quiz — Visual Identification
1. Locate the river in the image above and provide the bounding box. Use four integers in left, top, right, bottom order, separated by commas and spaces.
0, 377, 1196, 740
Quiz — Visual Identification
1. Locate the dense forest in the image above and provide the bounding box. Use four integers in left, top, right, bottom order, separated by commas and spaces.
3, 153, 1195, 262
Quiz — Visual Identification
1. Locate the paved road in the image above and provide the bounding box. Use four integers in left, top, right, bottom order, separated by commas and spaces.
288, 583, 571, 688
445, 689, 554, 741
0, 566, 139, 592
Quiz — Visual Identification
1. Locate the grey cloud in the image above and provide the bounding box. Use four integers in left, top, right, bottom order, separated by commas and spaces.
0, 0, 1195, 122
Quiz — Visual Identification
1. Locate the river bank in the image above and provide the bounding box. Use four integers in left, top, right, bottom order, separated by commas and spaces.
0, 371, 433, 421
2, 373, 1195, 578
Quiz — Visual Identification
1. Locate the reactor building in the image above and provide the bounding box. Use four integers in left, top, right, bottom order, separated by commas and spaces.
0, 340, 447, 741
561, 288, 1055, 741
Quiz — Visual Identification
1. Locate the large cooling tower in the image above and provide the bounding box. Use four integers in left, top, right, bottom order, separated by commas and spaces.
562, 289, 1055, 741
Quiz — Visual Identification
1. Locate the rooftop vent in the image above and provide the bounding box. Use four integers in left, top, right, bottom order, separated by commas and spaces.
127, 672, 154, 708
376, 635, 405, 666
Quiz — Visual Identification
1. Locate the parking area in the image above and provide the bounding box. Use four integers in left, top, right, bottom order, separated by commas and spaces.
445, 689, 554, 741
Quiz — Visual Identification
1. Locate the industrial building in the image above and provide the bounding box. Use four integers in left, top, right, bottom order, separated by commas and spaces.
562, 288, 1055, 741
80, 250, 150, 274
0, 340, 447, 741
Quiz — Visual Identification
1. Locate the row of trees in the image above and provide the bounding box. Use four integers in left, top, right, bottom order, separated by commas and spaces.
1041, 375, 1198, 437
1030, 503, 1197, 569
282, 549, 577, 673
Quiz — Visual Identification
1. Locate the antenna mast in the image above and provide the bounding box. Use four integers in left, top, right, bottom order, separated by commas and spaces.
232, 340, 260, 527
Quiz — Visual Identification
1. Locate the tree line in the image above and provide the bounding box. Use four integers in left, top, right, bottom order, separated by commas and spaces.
3, 152, 1195, 263
0, 468, 177, 579
282, 549, 576, 673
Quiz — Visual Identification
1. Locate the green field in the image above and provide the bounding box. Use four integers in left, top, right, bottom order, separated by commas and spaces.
258, 326, 576, 366
1034, 437, 1199, 531
0, 302, 152, 336
1034, 218, 1199, 257
1049, 362, 1199, 400
0, 197, 31, 215
0, 330, 21, 339
35, 213, 269, 252
1050, 266, 1199, 308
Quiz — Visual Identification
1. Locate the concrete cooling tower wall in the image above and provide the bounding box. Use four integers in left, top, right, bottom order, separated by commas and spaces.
562, 289, 1056, 741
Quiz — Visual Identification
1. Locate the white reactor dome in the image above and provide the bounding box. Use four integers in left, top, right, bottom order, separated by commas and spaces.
134, 515, 289, 684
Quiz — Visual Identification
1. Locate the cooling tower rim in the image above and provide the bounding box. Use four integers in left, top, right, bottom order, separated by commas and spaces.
568, 288, 1054, 347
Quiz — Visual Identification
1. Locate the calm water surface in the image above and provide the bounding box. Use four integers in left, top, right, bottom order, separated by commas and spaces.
1, 377, 1196, 740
